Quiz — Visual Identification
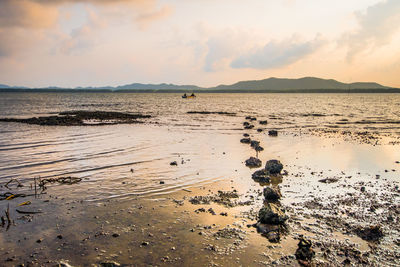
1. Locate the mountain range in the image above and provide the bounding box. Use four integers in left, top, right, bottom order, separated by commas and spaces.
0, 77, 397, 93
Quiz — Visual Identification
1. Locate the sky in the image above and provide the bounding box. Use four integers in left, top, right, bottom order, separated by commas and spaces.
0, 0, 400, 88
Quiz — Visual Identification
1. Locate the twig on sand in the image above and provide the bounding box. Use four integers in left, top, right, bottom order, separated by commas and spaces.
182, 188, 192, 192
5, 204, 12, 230
4, 178, 23, 189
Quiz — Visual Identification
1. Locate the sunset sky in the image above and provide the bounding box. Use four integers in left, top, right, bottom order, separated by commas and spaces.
0, 0, 400, 88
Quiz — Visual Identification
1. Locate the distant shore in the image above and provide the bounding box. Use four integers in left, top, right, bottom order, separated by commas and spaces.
1, 88, 399, 93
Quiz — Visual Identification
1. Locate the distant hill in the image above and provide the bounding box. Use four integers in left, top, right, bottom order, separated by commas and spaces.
0, 77, 397, 93
208, 77, 389, 91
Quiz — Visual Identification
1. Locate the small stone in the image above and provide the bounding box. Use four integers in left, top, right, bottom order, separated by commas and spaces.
259, 120, 268, 125
268, 130, 278, 136
141, 241, 149, 246
36, 239, 43, 243
258, 203, 288, 225
265, 160, 283, 174
245, 157, 262, 168
170, 161, 178, 166
112, 233, 120, 238
57, 235, 63, 239
240, 138, 251, 144
263, 187, 281, 201
160, 181, 165, 184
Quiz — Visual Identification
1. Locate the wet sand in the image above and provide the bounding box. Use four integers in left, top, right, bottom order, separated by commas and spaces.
1, 117, 399, 266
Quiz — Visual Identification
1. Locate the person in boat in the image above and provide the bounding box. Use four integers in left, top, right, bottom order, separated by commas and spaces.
183, 93, 187, 98
190, 93, 195, 97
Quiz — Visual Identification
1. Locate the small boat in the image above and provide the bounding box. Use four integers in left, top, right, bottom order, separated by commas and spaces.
182, 93, 196, 99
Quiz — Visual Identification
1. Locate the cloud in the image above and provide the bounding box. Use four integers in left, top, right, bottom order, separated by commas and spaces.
230, 35, 324, 69
135, 6, 172, 30
341, 0, 400, 61
0, 0, 59, 29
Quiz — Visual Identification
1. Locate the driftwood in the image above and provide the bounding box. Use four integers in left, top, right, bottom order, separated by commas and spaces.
16, 209, 42, 214
4, 178, 23, 189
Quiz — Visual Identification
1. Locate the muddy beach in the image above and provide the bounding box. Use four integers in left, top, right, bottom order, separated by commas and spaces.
0, 93, 400, 266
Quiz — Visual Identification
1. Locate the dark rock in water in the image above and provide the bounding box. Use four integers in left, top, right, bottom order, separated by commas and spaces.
240, 138, 251, 144
250, 140, 260, 148
268, 130, 278, 136
263, 186, 281, 201
295, 237, 315, 265
243, 121, 250, 126
252, 169, 270, 183
187, 111, 236, 115
258, 203, 288, 225
160, 181, 165, 184
318, 178, 339, 183
243, 133, 250, 137
259, 120, 268, 125
170, 161, 178, 166
0, 111, 151, 126
245, 116, 256, 121
244, 124, 254, 129
257, 128, 263, 132
265, 160, 283, 174
254, 145, 264, 152
245, 157, 262, 168
354, 225, 384, 242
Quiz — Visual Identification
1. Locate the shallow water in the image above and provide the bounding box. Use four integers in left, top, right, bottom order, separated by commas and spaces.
0, 93, 399, 199
0, 93, 399, 266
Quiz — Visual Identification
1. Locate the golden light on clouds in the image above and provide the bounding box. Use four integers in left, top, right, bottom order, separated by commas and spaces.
0, 0, 399, 88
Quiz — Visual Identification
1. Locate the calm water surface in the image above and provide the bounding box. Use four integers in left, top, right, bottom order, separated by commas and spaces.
0, 93, 399, 200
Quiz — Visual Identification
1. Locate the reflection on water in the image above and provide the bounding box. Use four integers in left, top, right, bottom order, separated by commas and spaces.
0, 93, 399, 201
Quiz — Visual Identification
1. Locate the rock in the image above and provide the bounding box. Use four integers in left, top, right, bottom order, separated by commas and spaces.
240, 138, 251, 144
254, 145, 264, 152
268, 130, 278, 136
160, 181, 165, 184
170, 161, 178, 166
208, 208, 216, 215
245, 157, 262, 168
259, 120, 268, 125
257, 128, 263, 132
258, 203, 288, 225
354, 225, 384, 242
141, 241, 149, 246
57, 235, 63, 239
250, 140, 260, 148
318, 178, 338, 183
243, 133, 250, 137
265, 160, 283, 174
252, 169, 270, 183
243, 121, 250, 126
36, 239, 43, 243
244, 125, 254, 129
266, 231, 280, 243
112, 233, 120, 238
263, 187, 281, 201
295, 237, 315, 264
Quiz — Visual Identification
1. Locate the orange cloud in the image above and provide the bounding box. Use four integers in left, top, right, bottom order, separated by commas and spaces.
0, 0, 59, 29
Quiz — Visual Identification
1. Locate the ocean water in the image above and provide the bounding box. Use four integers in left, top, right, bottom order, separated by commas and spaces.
0, 92, 399, 201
